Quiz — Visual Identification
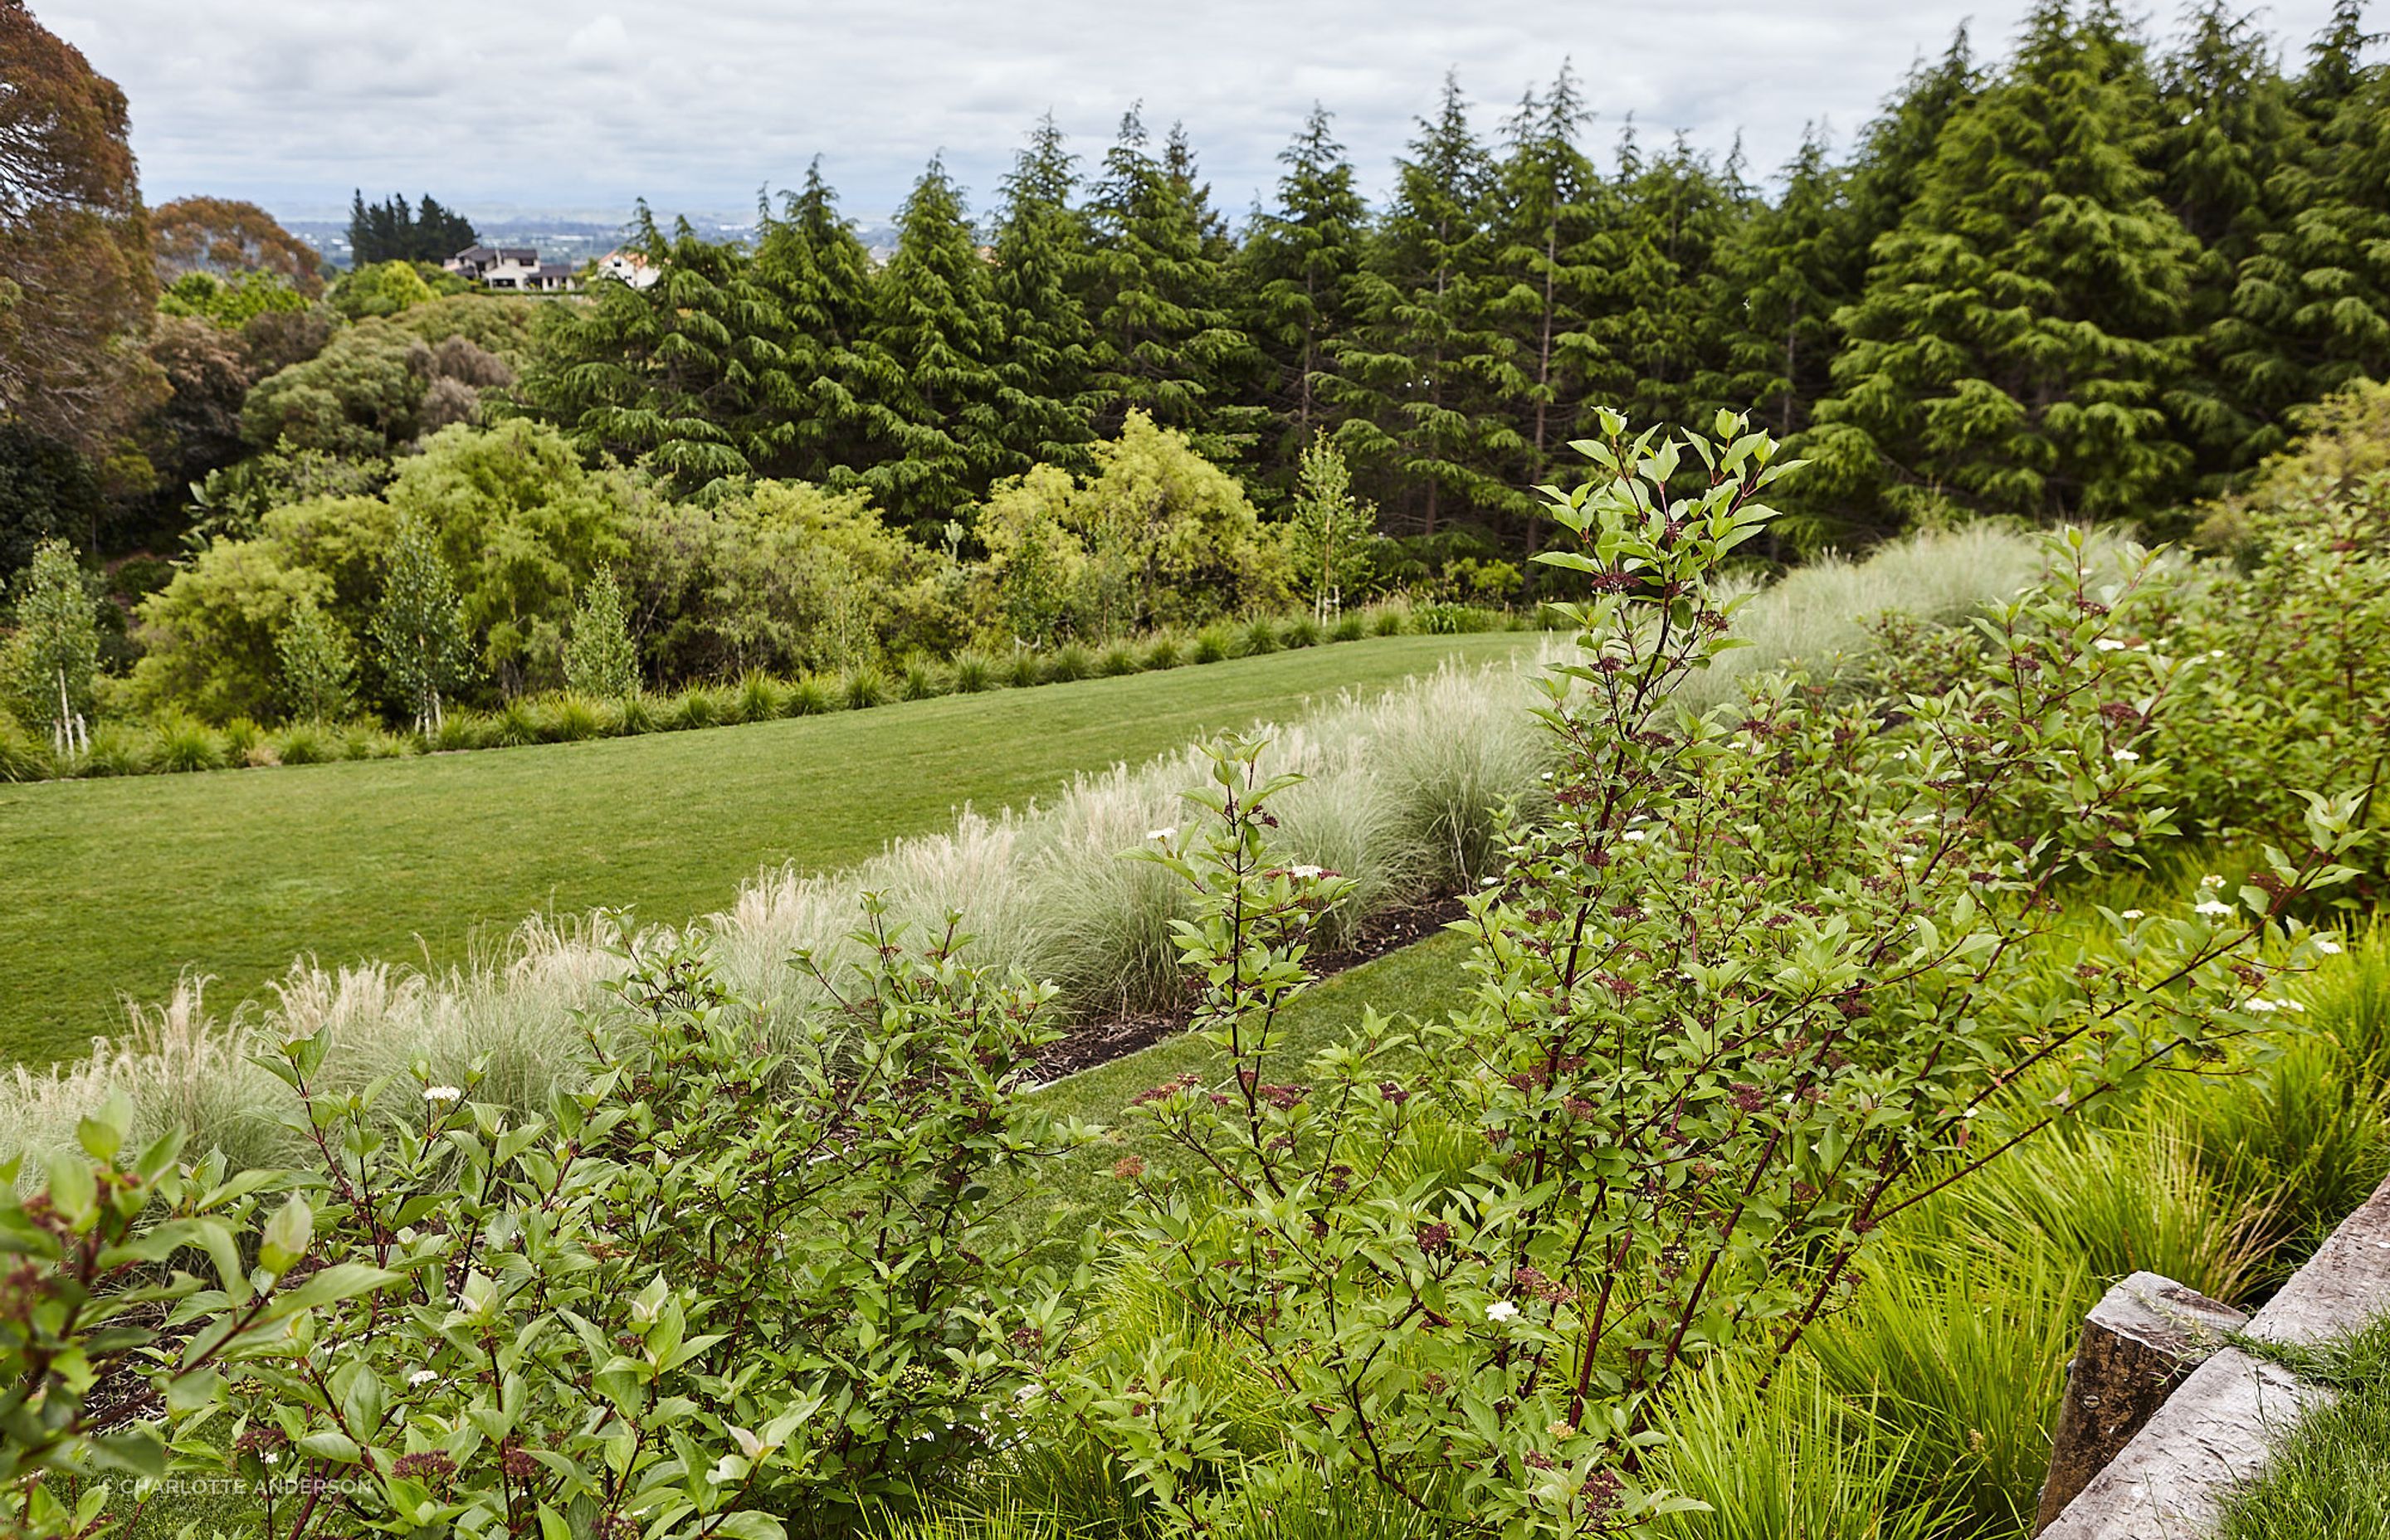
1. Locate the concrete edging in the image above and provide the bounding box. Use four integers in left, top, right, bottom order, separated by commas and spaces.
2039, 1172, 2390, 1537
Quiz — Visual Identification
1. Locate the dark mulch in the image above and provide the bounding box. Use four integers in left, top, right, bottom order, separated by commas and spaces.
1027, 891, 1469, 1082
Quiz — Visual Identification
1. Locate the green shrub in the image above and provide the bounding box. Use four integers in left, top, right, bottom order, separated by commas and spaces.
1280, 614, 1323, 648
668, 685, 725, 731
220, 715, 266, 763
900, 660, 941, 701
275, 723, 331, 766
1098, 642, 1141, 676
733, 670, 783, 724
949, 651, 996, 693
432, 709, 493, 752
79, 723, 153, 777
149, 713, 227, 773
1411, 600, 1491, 635
1075, 416, 2328, 1532
1191, 624, 1237, 664
1370, 603, 1408, 636
1331, 612, 1367, 642
842, 665, 891, 709
1239, 616, 1281, 655
0, 928, 1091, 1538
1044, 641, 1094, 683
1003, 650, 1041, 689
544, 694, 605, 743
493, 696, 542, 747
617, 690, 660, 734
0, 712, 54, 781
344, 724, 408, 759
785, 675, 836, 716
1142, 632, 1183, 670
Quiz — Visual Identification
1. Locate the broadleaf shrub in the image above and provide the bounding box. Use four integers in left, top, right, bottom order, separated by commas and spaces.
2, 912, 1095, 1538
1071, 411, 2353, 1535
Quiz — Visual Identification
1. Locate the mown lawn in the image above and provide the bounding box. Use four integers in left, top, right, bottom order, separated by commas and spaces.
1031, 926, 1480, 1236
0, 633, 1524, 1067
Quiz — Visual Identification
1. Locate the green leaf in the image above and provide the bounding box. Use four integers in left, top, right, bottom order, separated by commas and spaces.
46, 1151, 97, 1224
281, 1263, 404, 1312
296, 1430, 362, 1464
259, 1194, 313, 1276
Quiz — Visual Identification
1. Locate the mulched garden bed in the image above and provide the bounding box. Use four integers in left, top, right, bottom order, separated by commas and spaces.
1027, 891, 1470, 1083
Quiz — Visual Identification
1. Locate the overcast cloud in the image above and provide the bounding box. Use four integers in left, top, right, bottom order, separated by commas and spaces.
37, 0, 2360, 229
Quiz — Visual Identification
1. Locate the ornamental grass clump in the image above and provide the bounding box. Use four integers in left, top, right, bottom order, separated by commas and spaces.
734, 667, 785, 721
949, 651, 997, 693
1076, 411, 2357, 1536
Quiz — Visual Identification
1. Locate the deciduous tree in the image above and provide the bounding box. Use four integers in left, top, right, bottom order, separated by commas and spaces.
3, 539, 100, 752
563, 566, 638, 699
371, 514, 474, 732
1288, 431, 1374, 620
274, 593, 357, 723
0, 0, 162, 463
152, 197, 324, 295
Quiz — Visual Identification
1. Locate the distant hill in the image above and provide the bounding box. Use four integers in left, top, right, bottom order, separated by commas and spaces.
280, 209, 899, 269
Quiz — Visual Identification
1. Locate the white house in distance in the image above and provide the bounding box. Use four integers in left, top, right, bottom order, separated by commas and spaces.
595, 248, 662, 290
444, 245, 577, 292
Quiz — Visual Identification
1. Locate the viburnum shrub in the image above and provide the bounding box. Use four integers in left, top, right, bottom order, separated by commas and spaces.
6, 906, 1090, 1539
1077, 410, 2357, 1536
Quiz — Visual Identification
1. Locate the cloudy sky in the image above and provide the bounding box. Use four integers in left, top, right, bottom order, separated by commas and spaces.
40, 0, 2359, 228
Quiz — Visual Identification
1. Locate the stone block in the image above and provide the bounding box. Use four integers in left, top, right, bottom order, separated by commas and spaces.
2035, 1270, 2250, 1531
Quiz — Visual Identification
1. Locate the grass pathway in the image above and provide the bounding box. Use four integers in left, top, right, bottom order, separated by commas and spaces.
0, 633, 1524, 1066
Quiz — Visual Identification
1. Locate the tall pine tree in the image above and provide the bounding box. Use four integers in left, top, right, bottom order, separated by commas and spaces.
2154, 2, 2298, 482
1840, 31, 1982, 273
752, 163, 884, 481
1704, 127, 1854, 444
990, 115, 1100, 475
1241, 105, 1371, 496
853, 158, 1014, 532
1810, 2, 2198, 528
2229, 2, 2390, 454
1080, 109, 1261, 461
515, 202, 797, 494
1578, 127, 1749, 435
1328, 74, 1519, 535
1487, 66, 1607, 541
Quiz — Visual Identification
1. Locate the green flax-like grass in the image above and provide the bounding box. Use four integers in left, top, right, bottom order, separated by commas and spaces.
0, 633, 1524, 1068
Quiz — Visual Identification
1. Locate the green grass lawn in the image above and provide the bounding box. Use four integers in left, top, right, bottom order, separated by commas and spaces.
0, 633, 1524, 1068
1029, 926, 1480, 1237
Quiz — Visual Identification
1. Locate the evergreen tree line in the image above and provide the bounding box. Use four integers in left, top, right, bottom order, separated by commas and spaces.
518, 0, 2390, 552
346, 191, 480, 266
